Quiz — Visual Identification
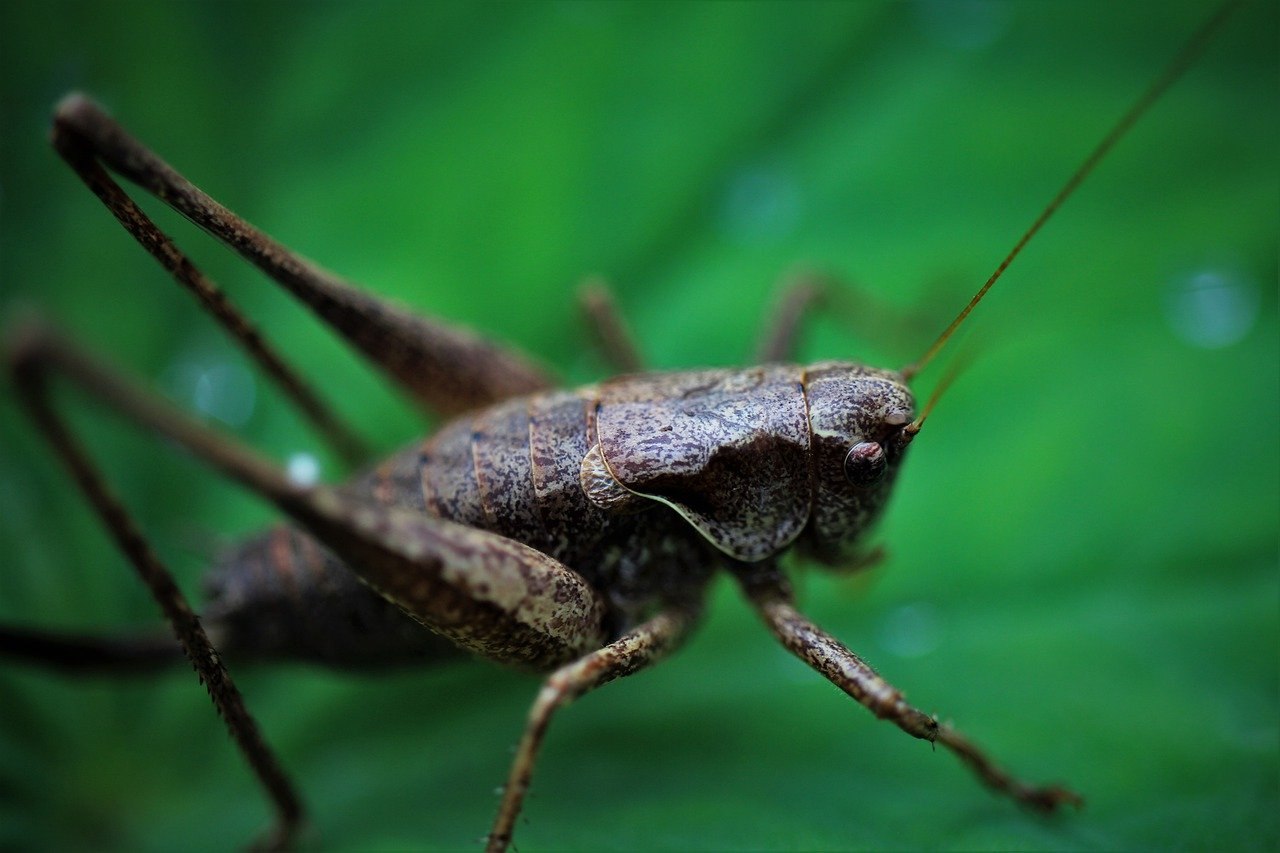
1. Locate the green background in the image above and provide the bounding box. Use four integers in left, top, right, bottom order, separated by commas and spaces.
1, 1, 1276, 850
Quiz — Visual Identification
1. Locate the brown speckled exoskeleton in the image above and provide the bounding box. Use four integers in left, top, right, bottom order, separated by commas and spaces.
0, 5, 1239, 850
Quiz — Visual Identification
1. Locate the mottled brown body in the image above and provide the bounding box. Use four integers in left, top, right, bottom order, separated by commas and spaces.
205, 362, 913, 672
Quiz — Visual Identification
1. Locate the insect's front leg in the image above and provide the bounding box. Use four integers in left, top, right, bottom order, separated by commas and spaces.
738, 568, 1082, 814
486, 604, 702, 853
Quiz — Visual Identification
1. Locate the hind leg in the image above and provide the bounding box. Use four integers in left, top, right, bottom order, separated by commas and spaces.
51, 93, 556, 435
8, 325, 304, 850
5, 315, 615, 847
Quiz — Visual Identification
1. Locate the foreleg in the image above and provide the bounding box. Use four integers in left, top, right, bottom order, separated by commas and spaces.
739, 571, 1082, 814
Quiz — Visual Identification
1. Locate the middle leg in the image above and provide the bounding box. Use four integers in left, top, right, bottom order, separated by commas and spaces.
486, 605, 701, 853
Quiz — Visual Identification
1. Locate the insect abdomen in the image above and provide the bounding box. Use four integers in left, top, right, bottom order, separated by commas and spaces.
421, 390, 616, 573
203, 525, 461, 669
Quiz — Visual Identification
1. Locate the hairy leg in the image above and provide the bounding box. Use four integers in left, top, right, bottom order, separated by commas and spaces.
8, 326, 304, 850
487, 605, 701, 852
52, 94, 555, 424
739, 570, 1082, 814
7, 320, 608, 669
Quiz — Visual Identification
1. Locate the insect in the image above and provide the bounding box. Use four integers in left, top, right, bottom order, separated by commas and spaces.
2, 1, 1269, 850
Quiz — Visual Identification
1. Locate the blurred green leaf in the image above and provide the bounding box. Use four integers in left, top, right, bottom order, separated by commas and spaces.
0, 1, 1275, 850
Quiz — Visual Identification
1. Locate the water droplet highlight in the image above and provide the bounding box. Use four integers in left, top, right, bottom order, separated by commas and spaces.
877, 601, 941, 659
164, 342, 257, 427
1164, 265, 1259, 349
286, 453, 321, 488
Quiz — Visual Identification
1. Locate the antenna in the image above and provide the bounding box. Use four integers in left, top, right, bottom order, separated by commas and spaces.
904, 344, 976, 438
900, 0, 1242, 382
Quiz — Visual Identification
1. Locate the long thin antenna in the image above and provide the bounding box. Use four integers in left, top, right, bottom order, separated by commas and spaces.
904, 344, 977, 438
901, 0, 1243, 382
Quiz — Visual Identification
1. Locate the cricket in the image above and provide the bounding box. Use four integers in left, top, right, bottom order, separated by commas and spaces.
0, 2, 1260, 850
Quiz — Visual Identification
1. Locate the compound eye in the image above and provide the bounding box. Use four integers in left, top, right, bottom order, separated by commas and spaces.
843, 441, 886, 487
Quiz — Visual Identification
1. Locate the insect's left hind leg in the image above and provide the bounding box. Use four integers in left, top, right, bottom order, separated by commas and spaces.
739, 571, 1082, 814
0, 624, 181, 674
486, 605, 701, 853
7, 326, 304, 850
7, 319, 610, 672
